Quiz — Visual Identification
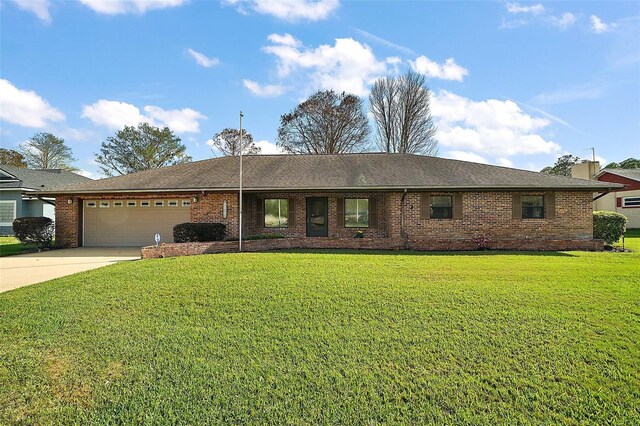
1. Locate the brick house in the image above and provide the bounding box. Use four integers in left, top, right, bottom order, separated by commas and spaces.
42, 153, 621, 251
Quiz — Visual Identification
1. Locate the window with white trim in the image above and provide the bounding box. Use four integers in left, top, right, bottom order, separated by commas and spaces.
182, 200, 191, 207
127, 201, 137, 207
623, 196, 640, 207
86, 201, 97, 208
0, 200, 16, 226
344, 198, 369, 228
154, 200, 164, 207
113, 201, 124, 207
99, 201, 110, 208
168, 200, 179, 207
140, 201, 150, 207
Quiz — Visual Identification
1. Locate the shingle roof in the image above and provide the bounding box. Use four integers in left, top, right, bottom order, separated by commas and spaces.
0, 165, 92, 191
40, 153, 621, 194
597, 168, 640, 183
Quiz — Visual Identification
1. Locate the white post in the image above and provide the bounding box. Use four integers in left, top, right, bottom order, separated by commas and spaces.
239, 111, 243, 252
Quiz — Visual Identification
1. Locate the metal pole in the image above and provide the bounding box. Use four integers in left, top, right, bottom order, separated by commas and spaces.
239, 111, 243, 252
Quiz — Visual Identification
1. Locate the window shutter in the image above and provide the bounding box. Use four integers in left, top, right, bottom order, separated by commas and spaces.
512, 193, 522, 219
336, 197, 344, 227
616, 197, 622, 207
288, 198, 295, 227
453, 193, 463, 219
369, 197, 378, 228
544, 193, 556, 219
420, 193, 431, 220
256, 198, 264, 227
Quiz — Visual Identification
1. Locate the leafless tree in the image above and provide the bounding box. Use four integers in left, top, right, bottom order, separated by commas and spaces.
369, 71, 438, 155
20, 133, 78, 171
211, 128, 261, 156
276, 90, 370, 154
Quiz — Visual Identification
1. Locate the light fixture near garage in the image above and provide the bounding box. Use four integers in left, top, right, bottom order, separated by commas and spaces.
67, 198, 73, 204
192, 196, 198, 203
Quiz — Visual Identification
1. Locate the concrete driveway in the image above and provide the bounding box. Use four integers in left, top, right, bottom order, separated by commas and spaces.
0, 247, 141, 293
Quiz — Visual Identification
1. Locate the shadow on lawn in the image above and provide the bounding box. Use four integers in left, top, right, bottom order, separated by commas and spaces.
277, 249, 578, 257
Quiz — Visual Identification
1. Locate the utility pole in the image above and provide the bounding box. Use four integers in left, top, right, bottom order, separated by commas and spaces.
239, 111, 243, 252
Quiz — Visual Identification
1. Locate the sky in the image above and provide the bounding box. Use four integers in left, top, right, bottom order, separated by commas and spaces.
1, 0, 639, 178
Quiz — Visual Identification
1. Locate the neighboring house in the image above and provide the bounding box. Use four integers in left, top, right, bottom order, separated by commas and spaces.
572, 162, 640, 228
0, 165, 92, 235
41, 153, 620, 250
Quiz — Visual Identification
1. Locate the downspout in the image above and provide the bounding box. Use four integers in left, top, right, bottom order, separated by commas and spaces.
400, 189, 409, 249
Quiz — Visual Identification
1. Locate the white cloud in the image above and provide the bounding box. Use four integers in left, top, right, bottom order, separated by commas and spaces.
548, 12, 576, 30
532, 82, 608, 105
255, 140, 285, 154
78, 0, 187, 15
11, 0, 51, 22
243, 79, 286, 97
143, 105, 206, 133
497, 158, 514, 167
225, 0, 339, 22
186, 48, 219, 68
82, 100, 206, 133
409, 55, 468, 82
445, 151, 488, 164
77, 169, 95, 178
262, 34, 390, 96
506, 2, 545, 15
267, 33, 301, 47
431, 90, 561, 158
0, 79, 65, 128
590, 15, 615, 33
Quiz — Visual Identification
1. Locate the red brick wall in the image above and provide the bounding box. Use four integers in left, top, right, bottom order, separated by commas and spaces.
56, 189, 597, 250
243, 192, 389, 238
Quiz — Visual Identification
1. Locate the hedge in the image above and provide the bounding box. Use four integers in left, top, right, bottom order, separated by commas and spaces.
173, 223, 226, 243
593, 211, 627, 245
12, 216, 54, 249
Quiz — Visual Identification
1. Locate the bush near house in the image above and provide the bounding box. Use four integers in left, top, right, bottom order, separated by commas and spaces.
12, 216, 54, 250
173, 222, 226, 243
593, 211, 627, 245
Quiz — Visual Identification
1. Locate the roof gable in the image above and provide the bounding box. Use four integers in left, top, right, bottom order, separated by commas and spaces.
597, 169, 640, 191
40, 153, 622, 194
0, 165, 92, 190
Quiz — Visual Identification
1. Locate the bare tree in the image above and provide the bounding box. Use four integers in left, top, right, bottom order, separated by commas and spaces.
210, 128, 261, 156
276, 90, 370, 154
20, 133, 78, 171
369, 71, 438, 155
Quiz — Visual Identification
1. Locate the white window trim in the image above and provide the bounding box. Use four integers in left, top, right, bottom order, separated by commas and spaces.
0, 200, 17, 226
182, 200, 191, 207
140, 200, 151, 207
86, 201, 97, 208
99, 201, 110, 208
127, 201, 137, 207
154, 200, 165, 207
113, 201, 124, 207
622, 196, 640, 208
168, 200, 179, 207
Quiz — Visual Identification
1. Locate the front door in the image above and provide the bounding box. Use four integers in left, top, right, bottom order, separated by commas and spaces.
306, 197, 328, 237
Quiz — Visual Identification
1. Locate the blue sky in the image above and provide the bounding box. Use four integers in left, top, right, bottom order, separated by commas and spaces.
1, 0, 639, 178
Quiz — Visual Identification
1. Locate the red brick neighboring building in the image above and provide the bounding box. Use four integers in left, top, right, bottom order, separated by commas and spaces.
42, 154, 621, 251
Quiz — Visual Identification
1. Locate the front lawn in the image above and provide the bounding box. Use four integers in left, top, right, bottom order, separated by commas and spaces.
0, 236, 37, 257
1, 248, 638, 424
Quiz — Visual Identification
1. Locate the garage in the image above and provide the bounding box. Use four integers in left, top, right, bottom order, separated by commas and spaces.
83, 198, 191, 247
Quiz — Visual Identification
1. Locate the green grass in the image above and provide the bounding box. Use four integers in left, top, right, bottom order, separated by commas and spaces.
0, 236, 37, 257
1, 248, 639, 424
616, 228, 640, 251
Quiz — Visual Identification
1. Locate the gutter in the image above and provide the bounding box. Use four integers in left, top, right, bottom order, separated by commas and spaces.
36, 183, 624, 196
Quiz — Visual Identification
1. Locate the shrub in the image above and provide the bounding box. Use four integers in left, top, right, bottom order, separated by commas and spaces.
12, 217, 54, 250
173, 223, 226, 243
593, 211, 627, 245
472, 233, 491, 250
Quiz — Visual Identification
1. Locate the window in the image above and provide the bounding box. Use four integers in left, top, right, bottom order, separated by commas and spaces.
140, 201, 150, 207
430, 195, 453, 219
522, 195, 544, 219
86, 201, 97, 208
623, 196, 640, 207
113, 201, 123, 207
99, 201, 109, 208
182, 200, 191, 207
264, 199, 289, 227
168, 200, 179, 207
127, 201, 137, 207
154, 200, 164, 207
345, 198, 369, 228
0, 200, 16, 226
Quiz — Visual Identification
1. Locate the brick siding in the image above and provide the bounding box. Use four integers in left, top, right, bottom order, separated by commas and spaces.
56, 189, 599, 251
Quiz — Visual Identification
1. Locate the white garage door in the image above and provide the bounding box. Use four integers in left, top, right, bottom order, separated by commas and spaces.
83, 199, 191, 247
